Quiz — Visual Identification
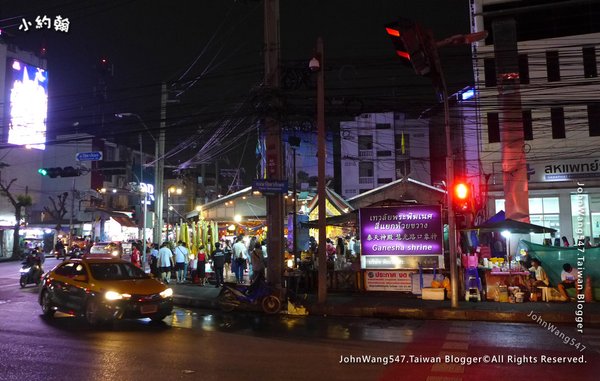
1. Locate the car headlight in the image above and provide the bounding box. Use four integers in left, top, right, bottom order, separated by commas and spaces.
160, 288, 173, 298
104, 291, 131, 300
111, 250, 119, 256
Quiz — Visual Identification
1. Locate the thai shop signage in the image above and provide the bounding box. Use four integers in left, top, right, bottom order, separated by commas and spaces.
359, 205, 443, 270
528, 158, 600, 182
364, 270, 415, 292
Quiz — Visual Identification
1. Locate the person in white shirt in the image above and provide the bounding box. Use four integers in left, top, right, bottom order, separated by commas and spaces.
157, 242, 173, 284
558, 263, 579, 301
232, 236, 247, 284
528, 258, 549, 288
174, 241, 190, 284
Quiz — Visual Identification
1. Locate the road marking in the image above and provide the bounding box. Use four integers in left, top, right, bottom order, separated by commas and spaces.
442, 341, 469, 350
431, 363, 465, 373
445, 333, 469, 341
426, 376, 463, 381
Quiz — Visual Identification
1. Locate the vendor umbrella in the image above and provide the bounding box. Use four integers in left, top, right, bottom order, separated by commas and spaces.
475, 218, 556, 234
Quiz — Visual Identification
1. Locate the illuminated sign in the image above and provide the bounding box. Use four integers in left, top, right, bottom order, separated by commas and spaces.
7, 59, 48, 150
359, 205, 443, 264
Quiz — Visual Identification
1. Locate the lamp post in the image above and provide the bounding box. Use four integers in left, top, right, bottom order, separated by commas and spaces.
288, 136, 301, 265
116, 112, 157, 268
168, 186, 182, 241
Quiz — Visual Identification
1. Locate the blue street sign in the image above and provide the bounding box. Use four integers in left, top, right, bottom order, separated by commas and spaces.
252, 179, 288, 194
76, 151, 103, 161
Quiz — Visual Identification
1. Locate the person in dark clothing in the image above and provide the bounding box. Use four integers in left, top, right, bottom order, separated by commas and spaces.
211, 242, 226, 287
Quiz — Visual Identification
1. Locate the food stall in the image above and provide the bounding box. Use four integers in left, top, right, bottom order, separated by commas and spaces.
469, 215, 557, 302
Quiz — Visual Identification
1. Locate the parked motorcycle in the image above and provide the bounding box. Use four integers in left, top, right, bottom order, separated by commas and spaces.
217, 277, 281, 314
19, 255, 43, 288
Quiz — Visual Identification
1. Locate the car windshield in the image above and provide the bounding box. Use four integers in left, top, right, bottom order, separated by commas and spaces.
88, 262, 149, 281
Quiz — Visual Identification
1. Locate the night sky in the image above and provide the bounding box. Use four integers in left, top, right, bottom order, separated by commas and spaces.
0, 0, 472, 183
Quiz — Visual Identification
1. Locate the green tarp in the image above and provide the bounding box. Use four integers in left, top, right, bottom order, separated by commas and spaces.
519, 240, 599, 291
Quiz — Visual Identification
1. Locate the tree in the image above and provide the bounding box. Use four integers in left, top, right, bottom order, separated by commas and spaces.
297, 170, 309, 184
0, 178, 33, 259
43, 192, 69, 243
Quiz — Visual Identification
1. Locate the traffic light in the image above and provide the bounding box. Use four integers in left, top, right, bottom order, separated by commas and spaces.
453, 182, 472, 213
98, 161, 126, 176
38, 167, 81, 178
385, 19, 434, 77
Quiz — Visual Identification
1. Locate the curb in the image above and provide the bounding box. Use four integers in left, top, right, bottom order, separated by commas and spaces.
173, 293, 600, 326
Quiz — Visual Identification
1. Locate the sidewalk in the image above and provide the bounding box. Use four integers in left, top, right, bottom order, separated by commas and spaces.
170, 281, 600, 326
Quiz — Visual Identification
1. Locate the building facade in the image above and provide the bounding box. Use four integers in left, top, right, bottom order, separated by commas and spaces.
339, 112, 430, 199
471, 0, 600, 243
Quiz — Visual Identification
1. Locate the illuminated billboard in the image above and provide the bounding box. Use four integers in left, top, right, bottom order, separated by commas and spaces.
359, 205, 444, 270
6, 59, 48, 150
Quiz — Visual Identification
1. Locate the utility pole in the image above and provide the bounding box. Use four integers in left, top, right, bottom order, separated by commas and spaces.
154, 82, 167, 244
69, 178, 75, 247
140, 133, 147, 269
264, 0, 283, 288
315, 37, 327, 304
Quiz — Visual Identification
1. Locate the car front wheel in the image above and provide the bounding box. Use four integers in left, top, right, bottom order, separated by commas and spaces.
41, 290, 55, 318
85, 298, 106, 326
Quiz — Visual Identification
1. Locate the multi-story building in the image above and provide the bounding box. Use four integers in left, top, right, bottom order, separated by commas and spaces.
339, 112, 430, 198
471, 0, 600, 243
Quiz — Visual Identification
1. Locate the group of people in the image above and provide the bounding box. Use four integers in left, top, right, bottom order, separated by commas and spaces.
212, 236, 266, 287
528, 258, 580, 302
146, 235, 267, 288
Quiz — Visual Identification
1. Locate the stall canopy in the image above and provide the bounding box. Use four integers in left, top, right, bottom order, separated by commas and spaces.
475, 211, 556, 234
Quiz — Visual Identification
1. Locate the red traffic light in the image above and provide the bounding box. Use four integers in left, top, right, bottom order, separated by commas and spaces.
454, 183, 469, 200
453, 182, 471, 213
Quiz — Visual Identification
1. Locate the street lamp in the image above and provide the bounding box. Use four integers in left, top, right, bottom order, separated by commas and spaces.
288, 135, 301, 265
116, 112, 157, 270
168, 186, 182, 241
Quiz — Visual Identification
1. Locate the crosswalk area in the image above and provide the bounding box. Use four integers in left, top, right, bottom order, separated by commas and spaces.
379, 320, 597, 381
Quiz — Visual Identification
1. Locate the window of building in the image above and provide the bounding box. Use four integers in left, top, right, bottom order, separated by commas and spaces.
551, 107, 566, 139
518, 54, 530, 84
359, 161, 374, 178
484, 57, 497, 87
394, 133, 410, 156
375, 123, 391, 129
484, 2, 600, 44
583, 46, 598, 78
377, 150, 392, 157
546, 51, 560, 82
571, 194, 591, 243
523, 110, 533, 140
495, 197, 560, 245
487, 112, 500, 143
589, 103, 600, 137
357, 135, 373, 150
378, 178, 393, 184
395, 159, 410, 178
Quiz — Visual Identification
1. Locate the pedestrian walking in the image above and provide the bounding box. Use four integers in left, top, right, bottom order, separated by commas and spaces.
174, 241, 189, 283
197, 244, 207, 286
232, 235, 247, 284
211, 242, 225, 287
131, 243, 142, 268
157, 242, 173, 284
223, 239, 232, 281
250, 242, 265, 283
150, 243, 160, 277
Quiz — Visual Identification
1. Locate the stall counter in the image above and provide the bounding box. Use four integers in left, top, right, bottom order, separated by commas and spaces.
484, 271, 531, 301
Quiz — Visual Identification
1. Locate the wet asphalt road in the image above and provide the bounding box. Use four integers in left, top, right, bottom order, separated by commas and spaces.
0, 259, 598, 381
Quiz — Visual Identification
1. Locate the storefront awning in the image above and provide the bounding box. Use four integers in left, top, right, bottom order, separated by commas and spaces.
111, 216, 138, 228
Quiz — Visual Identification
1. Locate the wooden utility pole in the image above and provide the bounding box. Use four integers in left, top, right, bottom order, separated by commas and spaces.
264, 0, 283, 288
316, 37, 327, 304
